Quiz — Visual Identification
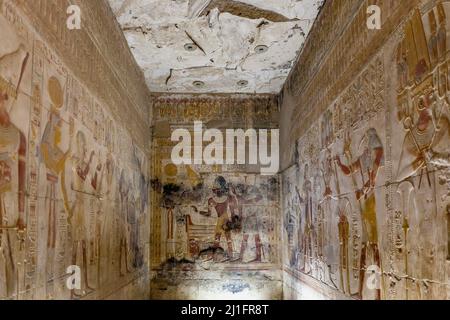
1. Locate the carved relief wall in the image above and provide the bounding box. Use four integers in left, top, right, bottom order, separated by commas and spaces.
0, 0, 150, 299
281, 0, 450, 300
150, 95, 282, 299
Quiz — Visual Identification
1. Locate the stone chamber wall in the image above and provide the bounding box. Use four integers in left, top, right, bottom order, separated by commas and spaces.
149, 95, 283, 299
280, 0, 450, 300
0, 0, 151, 299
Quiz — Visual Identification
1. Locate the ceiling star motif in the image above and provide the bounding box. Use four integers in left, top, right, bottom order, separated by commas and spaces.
108, 0, 324, 94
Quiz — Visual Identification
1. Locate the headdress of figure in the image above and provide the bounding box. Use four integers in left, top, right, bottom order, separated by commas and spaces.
396, 10, 431, 92
39, 77, 65, 157
187, 165, 202, 188
0, 43, 29, 112
359, 128, 385, 166
48, 76, 64, 112
235, 183, 246, 196
429, 9, 438, 34
212, 176, 228, 196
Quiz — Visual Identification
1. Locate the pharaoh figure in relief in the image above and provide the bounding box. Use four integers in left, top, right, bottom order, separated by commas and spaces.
154, 152, 279, 268
101, 153, 117, 280
335, 129, 384, 300
322, 143, 352, 294
0, 21, 29, 298
396, 6, 450, 183
394, 3, 450, 299
232, 182, 263, 263
283, 174, 301, 268
292, 130, 317, 277
193, 176, 238, 262
298, 164, 316, 274
317, 148, 336, 284
66, 130, 96, 297
90, 151, 106, 289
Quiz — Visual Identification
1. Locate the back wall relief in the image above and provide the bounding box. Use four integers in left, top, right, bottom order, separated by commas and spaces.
151, 143, 280, 270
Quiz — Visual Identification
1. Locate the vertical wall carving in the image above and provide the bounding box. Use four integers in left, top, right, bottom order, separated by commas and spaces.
0, 1, 150, 299
281, 0, 450, 300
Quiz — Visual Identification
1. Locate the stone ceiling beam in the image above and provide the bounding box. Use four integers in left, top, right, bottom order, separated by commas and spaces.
200, 0, 294, 22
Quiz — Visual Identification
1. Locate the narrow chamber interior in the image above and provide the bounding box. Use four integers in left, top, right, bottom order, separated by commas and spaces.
0, 0, 449, 300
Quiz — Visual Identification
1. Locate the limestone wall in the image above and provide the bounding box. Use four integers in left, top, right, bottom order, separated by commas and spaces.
280, 0, 450, 300
0, 0, 151, 299
150, 94, 282, 300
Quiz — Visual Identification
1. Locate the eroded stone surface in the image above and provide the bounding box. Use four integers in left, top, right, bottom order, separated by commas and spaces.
108, 0, 323, 93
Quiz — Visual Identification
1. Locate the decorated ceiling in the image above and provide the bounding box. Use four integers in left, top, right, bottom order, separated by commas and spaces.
108, 0, 324, 93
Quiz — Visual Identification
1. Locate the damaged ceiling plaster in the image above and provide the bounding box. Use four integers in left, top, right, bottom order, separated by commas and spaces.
108, 0, 324, 94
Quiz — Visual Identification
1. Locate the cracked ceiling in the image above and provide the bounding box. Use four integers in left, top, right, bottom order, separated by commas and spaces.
108, 0, 324, 94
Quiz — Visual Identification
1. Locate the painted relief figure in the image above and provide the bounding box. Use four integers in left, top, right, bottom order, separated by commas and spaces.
0, 43, 29, 298
89, 151, 106, 288
135, 161, 148, 268
40, 76, 73, 297
335, 129, 384, 300
289, 184, 303, 267
66, 131, 95, 297
101, 153, 116, 279
317, 149, 335, 280
396, 7, 450, 183
127, 191, 140, 269
231, 183, 263, 263
298, 164, 315, 274
326, 146, 352, 294
193, 176, 238, 262
394, 5, 450, 299
129, 149, 146, 269
283, 176, 299, 267
118, 169, 132, 275
320, 149, 334, 198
